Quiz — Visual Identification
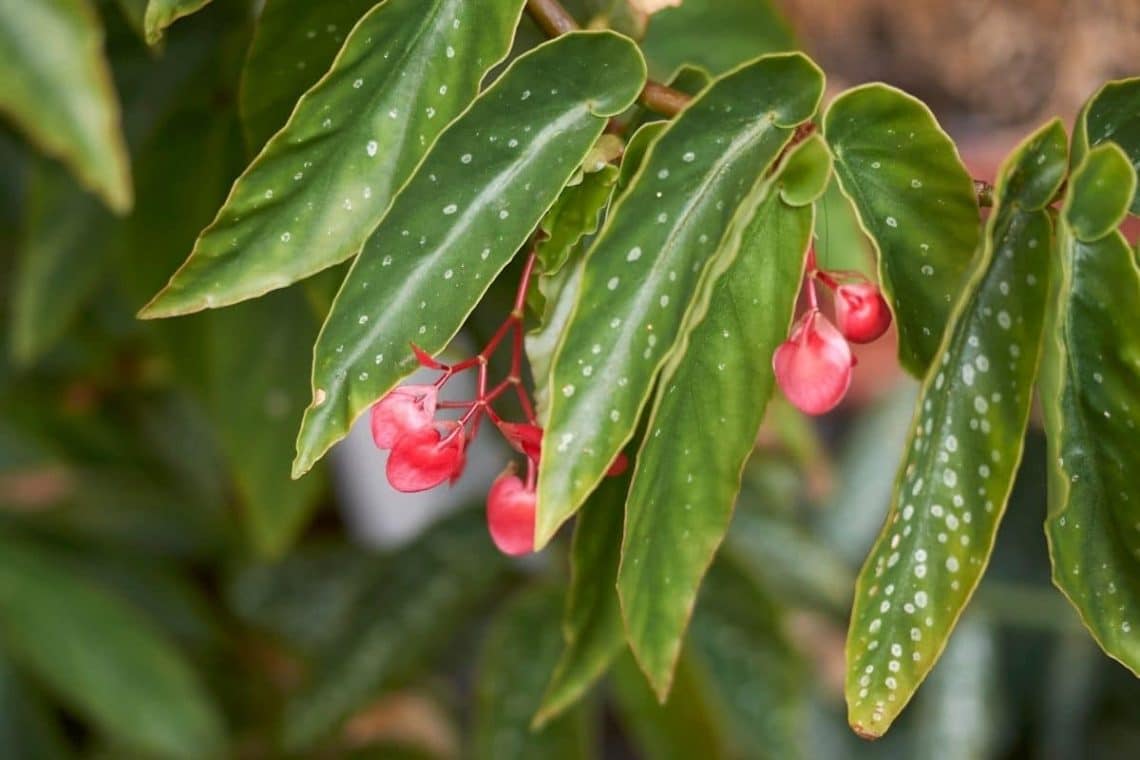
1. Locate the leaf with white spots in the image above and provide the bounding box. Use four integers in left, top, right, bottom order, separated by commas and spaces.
1041, 141, 1140, 677
144, 0, 213, 45
0, 0, 132, 213
845, 119, 1066, 738
1071, 77, 1140, 215
474, 587, 590, 760
536, 469, 630, 726
140, 0, 527, 318
293, 32, 647, 476
618, 159, 814, 697
538, 52, 824, 547
238, 0, 378, 150
824, 84, 981, 376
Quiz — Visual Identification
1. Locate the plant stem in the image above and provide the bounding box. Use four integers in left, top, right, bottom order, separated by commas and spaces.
525, 0, 692, 117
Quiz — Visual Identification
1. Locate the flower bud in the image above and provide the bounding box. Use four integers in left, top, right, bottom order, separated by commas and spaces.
370, 385, 438, 449
486, 473, 536, 556
773, 309, 855, 415
386, 426, 465, 492
834, 282, 892, 343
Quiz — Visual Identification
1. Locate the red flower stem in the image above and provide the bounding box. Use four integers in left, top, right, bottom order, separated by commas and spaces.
814, 269, 841, 290
806, 275, 819, 310
524, 456, 537, 491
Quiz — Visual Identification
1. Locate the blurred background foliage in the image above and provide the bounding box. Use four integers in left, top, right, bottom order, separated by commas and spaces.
1, 0, 1138, 758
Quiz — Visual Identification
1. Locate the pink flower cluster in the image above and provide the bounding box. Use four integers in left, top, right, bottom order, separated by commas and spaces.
774, 246, 892, 415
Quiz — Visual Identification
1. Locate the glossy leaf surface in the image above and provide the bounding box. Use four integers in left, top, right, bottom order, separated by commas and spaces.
1072, 77, 1140, 214
1064, 143, 1135, 241
238, 0, 377, 150
618, 164, 814, 696
294, 32, 646, 476
0, 534, 224, 758
539, 52, 824, 546
282, 510, 509, 749
474, 587, 589, 760
845, 120, 1066, 737
141, 0, 526, 317
824, 84, 980, 375
0, 0, 131, 212
536, 471, 630, 725
1041, 142, 1140, 676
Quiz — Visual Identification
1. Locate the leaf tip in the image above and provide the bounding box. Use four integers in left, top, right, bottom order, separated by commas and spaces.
850, 721, 884, 741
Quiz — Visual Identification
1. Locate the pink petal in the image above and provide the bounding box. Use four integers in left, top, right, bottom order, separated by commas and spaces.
370, 385, 437, 449
386, 426, 464, 492
486, 474, 536, 556
773, 309, 854, 415
835, 282, 892, 344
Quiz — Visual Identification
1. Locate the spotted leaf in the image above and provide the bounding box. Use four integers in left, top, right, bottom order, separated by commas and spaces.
140, 0, 526, 318
845, 120, 1066, 738
618, 158, 814, 697
1041, 142, 1140, 676
1072, 77, 1140, 215
0, 0, 132, 213
474, 587, 590, 760
293, 32, 646, 476
538, 52, 824, 547
238, 0, 378, 150
535, 470, 630, 726
824, 84, 981, 376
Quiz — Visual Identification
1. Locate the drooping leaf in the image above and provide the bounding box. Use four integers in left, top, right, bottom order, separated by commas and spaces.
293, 31, 646, 476
207, 289, 326, 558
845, 120, 1066, 738
0, 0, 132, 212
538, 52, 824, 547
618, 149, 815, 697
473, 586, 590, 760
238, 0, 378, 150
689, 558, 805, 760
1071, 77, 1140, 214
8, 159, 116, 365
1041, 141, 1140, 676
281, 510, 510, 750
1063, 143, 1135, 241
0, 533, 225, 758
610, 652, 728, 760
824, 83, 981, 376
640, 0, 795, 79
139, 0, 528, 318
536, 470, 630, 726
143, 0, 213, 45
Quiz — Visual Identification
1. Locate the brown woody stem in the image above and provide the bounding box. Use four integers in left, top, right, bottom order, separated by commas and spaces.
525, 0, 692, 117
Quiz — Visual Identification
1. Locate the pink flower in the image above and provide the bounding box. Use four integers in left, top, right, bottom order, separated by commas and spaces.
834, 282, 892, 344
773, 309, 855, 415
486, 473, 536, 556
386, 426, 466, 492
370, 385, 438, 449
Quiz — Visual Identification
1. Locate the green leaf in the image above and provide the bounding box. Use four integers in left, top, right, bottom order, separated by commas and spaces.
536, 163, 620, 277
238, 0, 378, 150
640, 0, 795, 79
536, 471, 630, 726
474, 586, 590, 760
0, 656, 71, 760
778, 132, 833, 206
0, 0, 132, 212
1064, 143, 1136, 242
845, 120, 1066, 738
293, 31, 646, 476
1040, 142, 1140, 677
689, 558, 805, 759
140, 0, 528, 318
1072, 77, 1140, 215
144, 0, 213, 45
618, 159, 814, 697
0, 534, 224, 758
8, 159, 115, 365
824, 83, 981, 375
538, 52, 824, 547
610, 652, 728, 760
282, 510, 510, 750
207, 289, 326, 558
